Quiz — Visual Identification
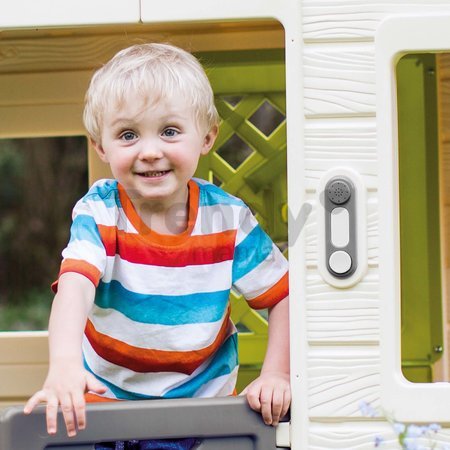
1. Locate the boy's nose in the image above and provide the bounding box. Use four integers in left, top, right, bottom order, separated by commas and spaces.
138, 141, 164, 160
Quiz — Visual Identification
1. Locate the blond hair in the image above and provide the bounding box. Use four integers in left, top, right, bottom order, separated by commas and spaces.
83, 43, 219, 143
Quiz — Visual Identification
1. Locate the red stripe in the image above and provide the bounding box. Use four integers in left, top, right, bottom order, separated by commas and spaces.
98, 225, 236, 267
84, 309, 231, 374
247, 272, 289, 310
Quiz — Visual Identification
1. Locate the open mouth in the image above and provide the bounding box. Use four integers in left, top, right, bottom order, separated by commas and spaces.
137, 170, 171, 178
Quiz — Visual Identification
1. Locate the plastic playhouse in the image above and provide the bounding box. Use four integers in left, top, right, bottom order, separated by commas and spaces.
2, 1, 450, 449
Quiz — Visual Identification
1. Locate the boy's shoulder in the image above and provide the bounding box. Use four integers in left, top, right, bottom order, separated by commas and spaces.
82, 179, 120, 203
193, 178, 246, 208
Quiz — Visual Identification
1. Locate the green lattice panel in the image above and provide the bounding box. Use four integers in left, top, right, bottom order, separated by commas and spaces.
196, 94, 287, 240
194, 52, 287, 390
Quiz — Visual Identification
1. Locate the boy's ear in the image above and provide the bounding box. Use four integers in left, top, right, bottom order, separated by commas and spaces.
201, 125, 219, 155
91, 138, 109, 163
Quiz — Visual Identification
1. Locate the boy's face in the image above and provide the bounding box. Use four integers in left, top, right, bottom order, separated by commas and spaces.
93, 94, 217, 213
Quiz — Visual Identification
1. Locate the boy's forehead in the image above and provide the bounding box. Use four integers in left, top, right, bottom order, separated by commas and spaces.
101, 94, 201, 127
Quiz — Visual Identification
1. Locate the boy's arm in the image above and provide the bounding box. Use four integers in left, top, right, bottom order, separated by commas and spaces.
243, 295, 290, 426
24, 272, 106, 437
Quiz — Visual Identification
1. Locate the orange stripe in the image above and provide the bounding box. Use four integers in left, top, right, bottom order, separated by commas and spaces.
96, 225, 117, 255
247, 272, 289, 310
85, 308, 231, 375
118, 180, 200, 246
52, 259, 101, 293
97, 225, 236, 266
85, 393, 119, 403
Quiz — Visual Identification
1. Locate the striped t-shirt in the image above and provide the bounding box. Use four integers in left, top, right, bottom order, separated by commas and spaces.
56, 178, 289, 401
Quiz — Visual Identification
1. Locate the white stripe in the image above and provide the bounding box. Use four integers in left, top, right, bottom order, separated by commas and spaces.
83, 337, 187, 396
234, 208, 260, 246
89, 386, 118, 400
80, 198, 138, 234
115, 207, 138, 234
159, 323, 237, 396
234, 245, 288, 300
74, 198, 110, 222
102, 256, 233, 295
89, 306, 228, 352
193, 367, 239, 397
62, 240, 105, 272
192, 203, 243, 236
73, 199, 95, 218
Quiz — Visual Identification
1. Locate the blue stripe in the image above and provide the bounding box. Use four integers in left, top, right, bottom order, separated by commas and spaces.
95, 280, 230, 325
83, 333, 238, 400
86, 179, 118, 198
69, 214, 104, 248
82, 179, 121, 208
196, 180, 244, 207
164, 333, 238, 398
232, 225, 273, 282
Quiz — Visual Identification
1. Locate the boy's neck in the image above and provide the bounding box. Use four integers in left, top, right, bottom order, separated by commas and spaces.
140, 206, 189, 235
132, 188, 190, 236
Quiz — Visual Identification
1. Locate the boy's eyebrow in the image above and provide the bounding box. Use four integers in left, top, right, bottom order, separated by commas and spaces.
109, 117, 135, 128
109, 116, 187, 129
156, 110, 189, 121
107, 108, 191, 129
162, 116, 188, 124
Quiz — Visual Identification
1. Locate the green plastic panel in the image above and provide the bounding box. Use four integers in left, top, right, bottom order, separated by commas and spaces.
195, 50, 287, 391
397, 53, 444, 382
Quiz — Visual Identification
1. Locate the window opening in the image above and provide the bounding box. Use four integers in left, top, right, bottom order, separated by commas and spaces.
248, 100, 285, 137
0, 21, 287, 414
216, 133, 255, 169
222, 95, 244, 108
0, 136, 88, 331
397, 52, 449, 382
212, 174, 223, 188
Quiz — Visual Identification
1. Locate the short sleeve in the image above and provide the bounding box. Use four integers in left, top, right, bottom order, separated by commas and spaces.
52, 196, 107, 293
232, 206, 289, 310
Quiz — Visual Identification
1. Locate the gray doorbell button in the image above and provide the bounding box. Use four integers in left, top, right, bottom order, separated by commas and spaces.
324, 176, 357, 278
329, 251, 352, 274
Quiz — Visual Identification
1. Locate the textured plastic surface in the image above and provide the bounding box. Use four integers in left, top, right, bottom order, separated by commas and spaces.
376, 12, 450, 423
0, 397, 277, 450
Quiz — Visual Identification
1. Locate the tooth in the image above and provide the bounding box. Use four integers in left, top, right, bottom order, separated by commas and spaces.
145, 171, 164, 177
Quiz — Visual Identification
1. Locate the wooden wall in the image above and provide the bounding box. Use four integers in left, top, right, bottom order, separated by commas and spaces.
438, 53, 450, 382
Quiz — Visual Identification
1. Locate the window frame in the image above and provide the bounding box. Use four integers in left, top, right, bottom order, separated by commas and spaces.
377, 13, 450, 422
0, 11, 305, 449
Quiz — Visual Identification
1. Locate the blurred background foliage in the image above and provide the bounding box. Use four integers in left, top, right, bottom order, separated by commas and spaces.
0, 137, 88, 330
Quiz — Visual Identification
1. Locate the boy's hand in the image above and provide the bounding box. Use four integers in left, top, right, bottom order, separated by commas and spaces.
241, 371, 291, 426
23, 361, 106, 437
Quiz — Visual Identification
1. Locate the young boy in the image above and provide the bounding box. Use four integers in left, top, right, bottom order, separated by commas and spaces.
24, 43, 290, 447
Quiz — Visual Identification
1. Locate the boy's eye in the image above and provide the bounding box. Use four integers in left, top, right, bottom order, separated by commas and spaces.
162, 128, 179, 138
120, 131, 137, 141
